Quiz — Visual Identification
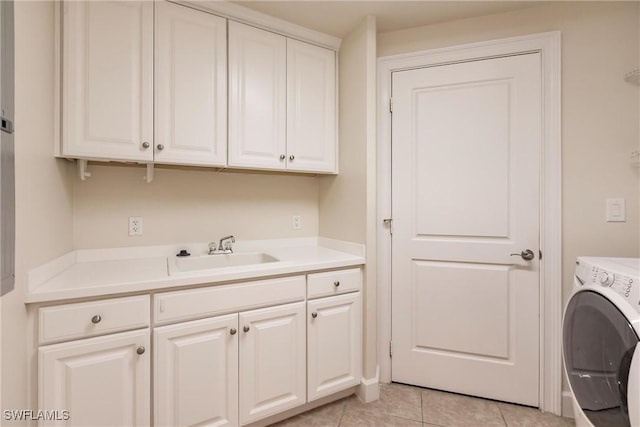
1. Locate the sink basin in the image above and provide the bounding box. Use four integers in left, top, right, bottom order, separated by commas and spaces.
168, 252, 280, 275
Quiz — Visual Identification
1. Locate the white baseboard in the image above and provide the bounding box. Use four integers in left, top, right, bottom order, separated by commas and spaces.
562, 390, 575, 419
356, 365, 380, 403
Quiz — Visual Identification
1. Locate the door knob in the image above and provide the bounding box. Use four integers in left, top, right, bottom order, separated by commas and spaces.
141, 142, 150, 149
229, 328, 237, 335
156, 144, 165, 151
510, 249, 535, 261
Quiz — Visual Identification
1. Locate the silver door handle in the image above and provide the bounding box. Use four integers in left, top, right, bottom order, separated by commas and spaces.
510, 249, 535, 261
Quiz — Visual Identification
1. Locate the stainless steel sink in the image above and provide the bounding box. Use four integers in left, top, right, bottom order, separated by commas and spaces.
168, 252, 280, 275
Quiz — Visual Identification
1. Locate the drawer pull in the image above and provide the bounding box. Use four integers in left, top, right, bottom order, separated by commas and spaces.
333, 281, 340, 287
311, 312, 318, 319
243, 326, 250, 333
136, 346, 145, 355
230, 328, 237, 335
91, 315, 102, 324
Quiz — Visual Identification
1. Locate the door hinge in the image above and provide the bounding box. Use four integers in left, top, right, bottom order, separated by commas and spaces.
539, 250, 542, 260
383, 218, 393, 235
389, 341, 393, 358
389, 98, 393, 113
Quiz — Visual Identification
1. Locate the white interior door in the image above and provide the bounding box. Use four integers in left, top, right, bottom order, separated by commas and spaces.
391, 53, 542, 406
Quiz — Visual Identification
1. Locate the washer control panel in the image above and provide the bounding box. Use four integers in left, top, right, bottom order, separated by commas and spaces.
576, 257, 640, 313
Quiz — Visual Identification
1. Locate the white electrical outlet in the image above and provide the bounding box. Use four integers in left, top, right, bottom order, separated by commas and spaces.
129, 217, 143, 236
292, 215, 302, 230
606, 198, 626, 222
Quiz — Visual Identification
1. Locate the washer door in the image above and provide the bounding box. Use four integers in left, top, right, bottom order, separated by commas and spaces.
564, 290, 639, 427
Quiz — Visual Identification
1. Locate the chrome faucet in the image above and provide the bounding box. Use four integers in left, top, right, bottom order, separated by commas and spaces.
208, 235, 235, 255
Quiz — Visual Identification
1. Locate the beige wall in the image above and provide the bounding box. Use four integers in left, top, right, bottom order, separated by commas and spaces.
1, 0, 75, 412
73, 165, 319, 248
319, 16, 378, 382
378, 0, 639, 405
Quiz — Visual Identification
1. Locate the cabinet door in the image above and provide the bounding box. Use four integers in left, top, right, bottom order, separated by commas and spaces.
228, 22, 286, 171
39, 329, 150, 427
239, 302, 305, 425
155, 1, 227, 167
286, 39, 337, 173
307, 292, 361, 401
154, 314, 238, 427
62, 1, 153, 162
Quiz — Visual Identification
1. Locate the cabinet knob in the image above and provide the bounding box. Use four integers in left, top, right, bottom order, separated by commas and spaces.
136, 346, 145, 355
142, 142, 150, 149
279, 154, 286, 160
156, 144, 165, 151
289, 155, 295, 161
243, 326, 250, 333
91, 315, 102, 324
333, 281, 340, 287
311, 312, 318, 319
230, 328, 237, 335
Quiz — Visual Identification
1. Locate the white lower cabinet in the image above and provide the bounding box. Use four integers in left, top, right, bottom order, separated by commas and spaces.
307, 292, 362, 402
239, 302, 306, 425
154, 314, 239, 427
37, 269, 362, 427
38, 329, 151, 427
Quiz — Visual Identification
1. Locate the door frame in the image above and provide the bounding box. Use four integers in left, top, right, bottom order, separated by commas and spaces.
377, 31, 562, 414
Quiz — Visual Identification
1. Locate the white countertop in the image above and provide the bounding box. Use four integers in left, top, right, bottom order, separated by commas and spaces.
26, 238, 365, 303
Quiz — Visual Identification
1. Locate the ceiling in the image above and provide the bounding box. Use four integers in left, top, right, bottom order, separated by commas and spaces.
231, 1, 544, 38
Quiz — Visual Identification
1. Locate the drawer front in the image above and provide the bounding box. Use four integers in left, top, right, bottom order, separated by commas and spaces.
154, 275, 306, 325
307, 268, 361, 299
39, 295, 150, 344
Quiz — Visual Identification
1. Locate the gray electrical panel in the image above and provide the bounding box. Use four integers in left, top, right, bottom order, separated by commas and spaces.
1, 0, 15, 296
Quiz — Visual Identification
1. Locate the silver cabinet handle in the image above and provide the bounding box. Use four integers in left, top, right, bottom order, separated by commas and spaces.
311, 312, 318, 319
142, 142, 150, 149
510, 249, 535, 261
230, 328, 237, 335
289, 155, 295, 161
333, 281, 340, 287
279, 154, 286, 160
243, 326, 250, 333
91, 315, 102, 324
136, 346, 145, 355
156, 144, 165, 151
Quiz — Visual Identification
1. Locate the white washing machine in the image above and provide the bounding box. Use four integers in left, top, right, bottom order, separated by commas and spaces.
563, 257, 640, 427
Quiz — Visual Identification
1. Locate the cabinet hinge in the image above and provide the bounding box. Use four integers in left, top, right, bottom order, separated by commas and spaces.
539, 250, 542, 261
383, 218, 393, 235
389, 341, 393, 358
389, 98, 393, 113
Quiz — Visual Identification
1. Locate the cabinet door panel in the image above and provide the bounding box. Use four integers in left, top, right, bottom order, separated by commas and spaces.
228, 22, 286, 170
239, 302, 305, 424
155, 2, 227, 167
39, 329, 150, 427
307, 293, 361, 401
286, 39, 336, 173
62, 1, 153, 161
154, 314, 238, 427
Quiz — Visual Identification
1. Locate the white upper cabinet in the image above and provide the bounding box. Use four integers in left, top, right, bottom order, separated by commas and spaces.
228, 23, 338, 174
61, 1, 153, 162
286, 39, 336, 173
60, 2, 338, 174
155, 1, 227, 167
228, 22, 287, 171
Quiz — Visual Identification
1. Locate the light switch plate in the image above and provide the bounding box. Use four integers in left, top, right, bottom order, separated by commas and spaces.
606, 198, 626, 222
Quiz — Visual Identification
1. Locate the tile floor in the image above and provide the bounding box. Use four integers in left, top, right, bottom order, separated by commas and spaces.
272, 383, 574, 427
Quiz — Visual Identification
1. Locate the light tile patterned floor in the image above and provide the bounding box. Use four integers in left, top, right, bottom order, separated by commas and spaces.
271, 383, 574, 427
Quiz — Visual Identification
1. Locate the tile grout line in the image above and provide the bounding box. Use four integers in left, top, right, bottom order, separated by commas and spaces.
336, 399, 347, 427
497, 403, 509, 427
420, 388, 424, 424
